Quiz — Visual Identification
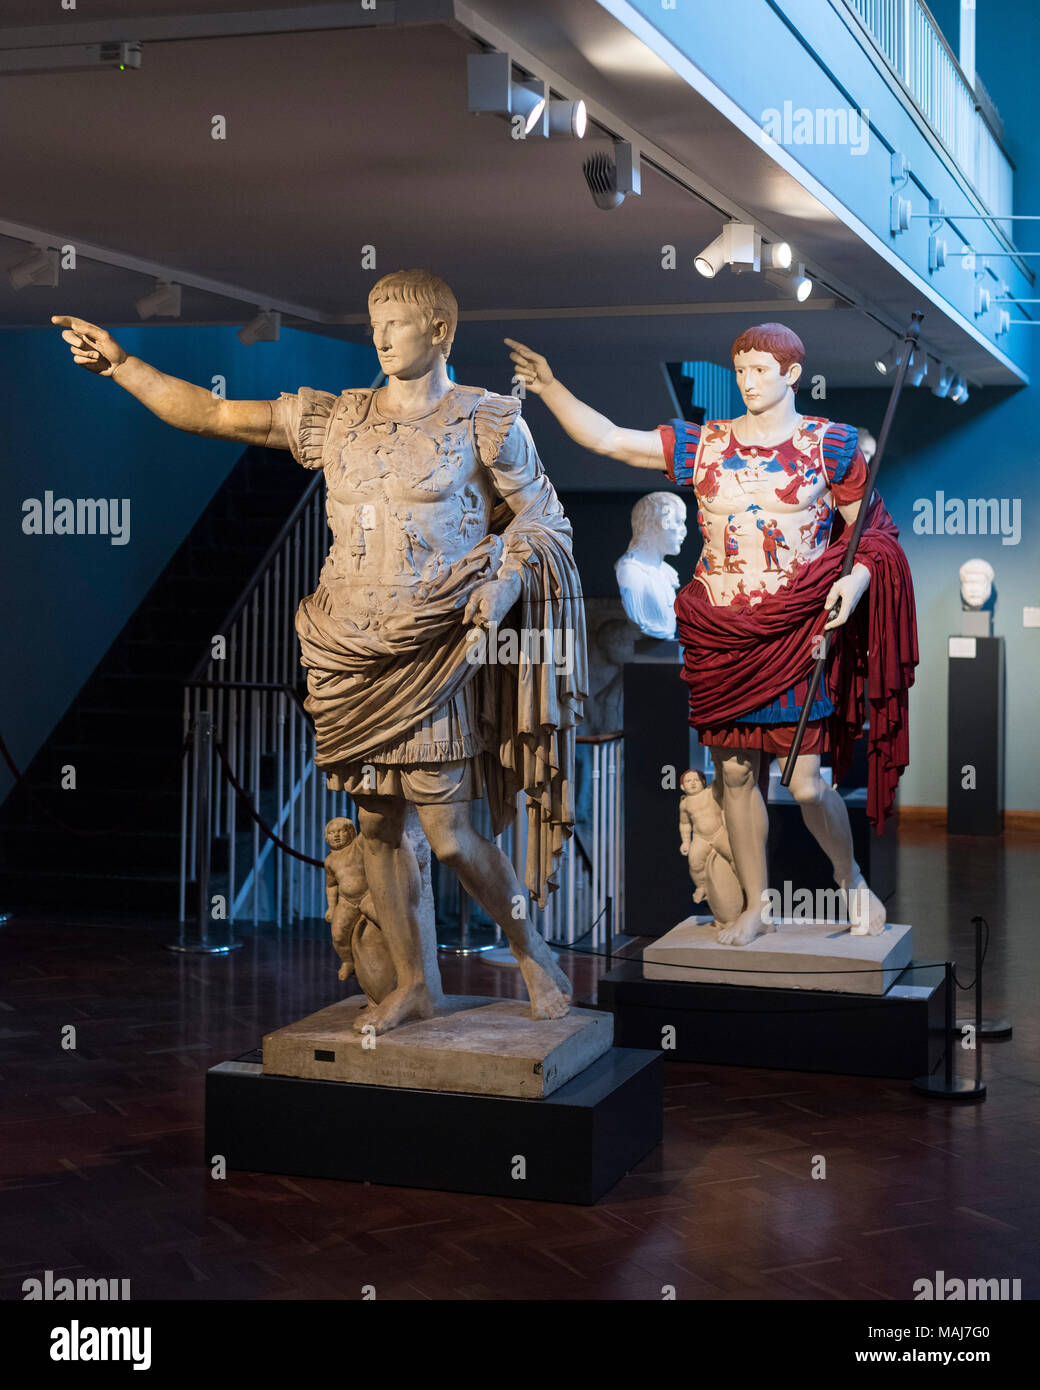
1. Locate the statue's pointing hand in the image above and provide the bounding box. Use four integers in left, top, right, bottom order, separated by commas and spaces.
505, 338, 554, 396
51, 316, 127, 376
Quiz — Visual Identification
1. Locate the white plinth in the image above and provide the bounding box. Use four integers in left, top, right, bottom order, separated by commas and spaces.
643, 917, 913, 995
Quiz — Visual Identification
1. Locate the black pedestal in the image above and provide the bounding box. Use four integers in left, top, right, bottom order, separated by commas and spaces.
947, 635, 1004, 834
206, 1046, 663, 1205
623, 658, 694, 934
597, 961, 946, 1079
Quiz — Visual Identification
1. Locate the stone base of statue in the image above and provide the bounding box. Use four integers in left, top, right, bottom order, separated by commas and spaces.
262, 994, 613, 1099
597, 919, 945, 1079
644, 916, 913, 995
205, 1036, 662, 1205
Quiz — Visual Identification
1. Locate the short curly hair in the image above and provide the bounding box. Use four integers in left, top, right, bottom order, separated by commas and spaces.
731, 322, 805, 377
368, 269, 458, 360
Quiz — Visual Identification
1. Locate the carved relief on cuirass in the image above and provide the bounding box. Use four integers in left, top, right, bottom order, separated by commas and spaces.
318, 389, 494, 609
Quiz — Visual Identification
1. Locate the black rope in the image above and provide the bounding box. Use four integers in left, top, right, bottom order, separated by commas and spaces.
210, 738, 324, 869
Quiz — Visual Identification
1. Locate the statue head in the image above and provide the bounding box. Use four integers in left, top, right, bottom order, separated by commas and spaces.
367, 269, 459, 377
680, 768, 707, 793
959, 557, 995, 609
325, 817, 357, 851
731, 322, 805, 414
630, 491, 687, 557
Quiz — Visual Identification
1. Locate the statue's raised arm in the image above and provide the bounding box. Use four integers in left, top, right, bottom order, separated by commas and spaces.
51, 314, 282, 449
505, 337, 664, 472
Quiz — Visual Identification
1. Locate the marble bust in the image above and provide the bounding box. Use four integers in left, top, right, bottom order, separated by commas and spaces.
615, 492, 688, 639
960, 557, 995, 609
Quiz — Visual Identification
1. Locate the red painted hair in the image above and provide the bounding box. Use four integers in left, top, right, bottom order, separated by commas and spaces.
731, 322, 805, 376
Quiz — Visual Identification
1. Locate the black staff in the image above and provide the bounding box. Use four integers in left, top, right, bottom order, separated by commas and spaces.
780, 311, 923, 785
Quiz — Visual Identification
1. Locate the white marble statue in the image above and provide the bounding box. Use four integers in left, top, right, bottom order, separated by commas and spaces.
960, 557, 995, 609
614, 492, 688, 639
55, 270, 587, 1035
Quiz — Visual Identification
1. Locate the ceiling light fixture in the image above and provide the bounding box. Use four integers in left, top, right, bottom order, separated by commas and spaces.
582, 142, 641, 211
8, 245, 59, 289
548, 98, 587, 139
135, 280, 182, 320
238, 310, 280, 346
467, 51, 549, 137
931, 364, 954, 398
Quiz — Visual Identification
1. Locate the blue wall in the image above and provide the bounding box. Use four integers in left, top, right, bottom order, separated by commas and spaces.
0, 325, 376, 800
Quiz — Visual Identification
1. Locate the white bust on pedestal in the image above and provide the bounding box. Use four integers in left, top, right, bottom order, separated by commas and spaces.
959, 557, 995, 636
615, 492, 688, 640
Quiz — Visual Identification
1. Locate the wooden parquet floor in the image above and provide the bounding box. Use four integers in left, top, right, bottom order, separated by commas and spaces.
2, 823, 1038, 1302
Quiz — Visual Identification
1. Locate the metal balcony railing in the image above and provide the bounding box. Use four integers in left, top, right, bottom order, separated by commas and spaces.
845, 0, 1013, 219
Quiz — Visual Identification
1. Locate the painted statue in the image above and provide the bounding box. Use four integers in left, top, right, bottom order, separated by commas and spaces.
508, 323, 917, 945
55, 269, 586, 1031
614, 492, 687, 639
678, 767, 743, 932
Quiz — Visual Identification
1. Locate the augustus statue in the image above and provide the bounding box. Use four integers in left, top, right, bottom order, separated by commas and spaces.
55, 270, 586, 1031
508, 324, 917, 946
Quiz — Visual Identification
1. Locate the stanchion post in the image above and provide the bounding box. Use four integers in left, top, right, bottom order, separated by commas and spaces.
912, 958, 985, 1101
167, 711, 242, 956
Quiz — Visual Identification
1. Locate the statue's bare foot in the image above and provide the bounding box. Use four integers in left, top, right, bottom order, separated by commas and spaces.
511, 936, 572, 1020
352, 981, 433, 1035
842, 873, 886, 936
716, 907, 763, 946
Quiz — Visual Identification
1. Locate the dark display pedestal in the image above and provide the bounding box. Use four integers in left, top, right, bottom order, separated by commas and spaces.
206, 1046, 663, 1205
947, 635, 1005, 834
623, 656, 694, 936
597, 961, 946, 1079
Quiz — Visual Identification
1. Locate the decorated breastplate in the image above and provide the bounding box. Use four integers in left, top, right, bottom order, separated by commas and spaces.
691, 417, 835, 609
318, 388, 495, 619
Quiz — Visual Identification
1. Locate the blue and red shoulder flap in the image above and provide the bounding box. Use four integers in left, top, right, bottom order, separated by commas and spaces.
658, 418, 701, 487
822, 421, 869, 504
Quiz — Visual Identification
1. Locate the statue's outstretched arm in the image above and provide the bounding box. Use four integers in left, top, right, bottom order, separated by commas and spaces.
505, 337, 664, 471
52, 314, 284, 449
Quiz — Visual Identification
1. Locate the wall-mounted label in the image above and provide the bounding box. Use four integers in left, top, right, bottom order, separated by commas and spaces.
949, 637, 977, 658
1023, 607, 1040, 628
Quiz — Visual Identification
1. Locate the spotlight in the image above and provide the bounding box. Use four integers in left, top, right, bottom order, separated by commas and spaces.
949, 375, 970, 404
582, 142, 640, 211
975, 283, 991, 318
874, 339, 910, 375
931, 363, 954, 398
694, 231, 727, 279
135, 280, 182, 320
908, 353, 930, 387
467, 52, 547, 137
548, 98, 586, 139
766, 261, 812, 300
238, 310, 280, 345
996, 308, 1011, 337
695, 222, 757, 278
512, 80, 546, 136
766, 241, 793, 270
8, 246, 59, 290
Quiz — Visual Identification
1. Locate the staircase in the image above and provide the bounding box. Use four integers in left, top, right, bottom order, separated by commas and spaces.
0, 446, 312, 914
